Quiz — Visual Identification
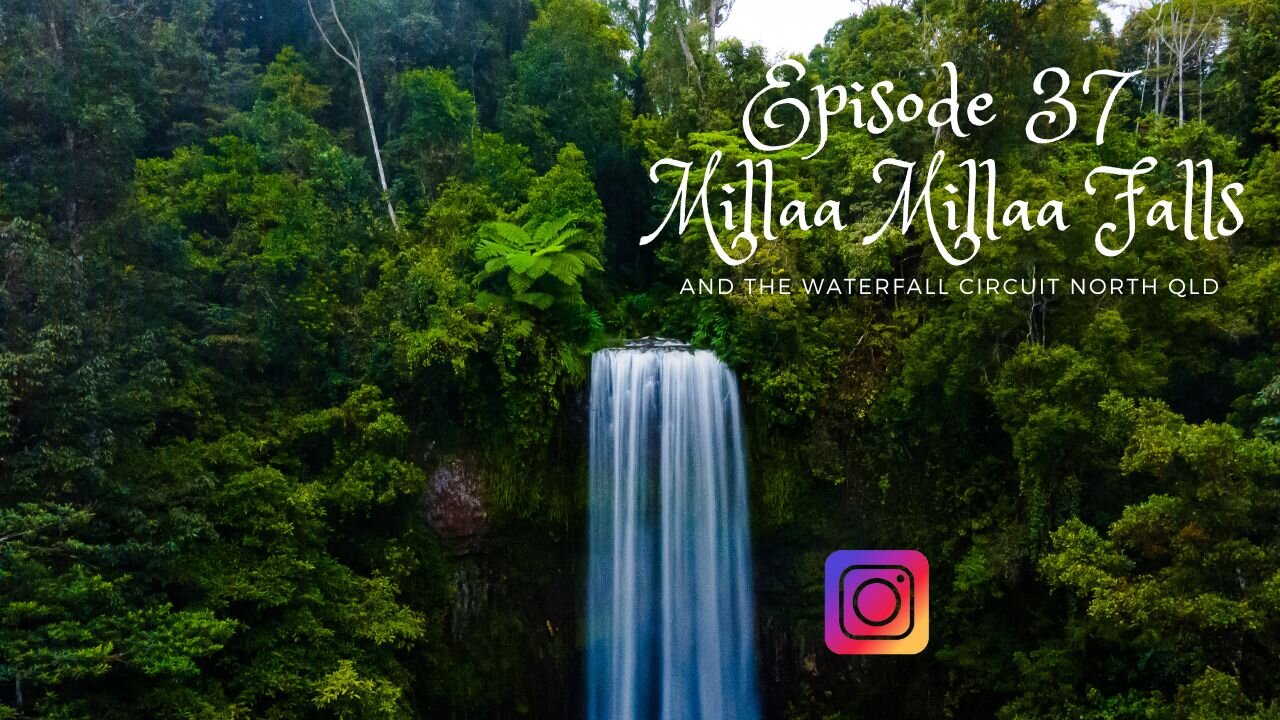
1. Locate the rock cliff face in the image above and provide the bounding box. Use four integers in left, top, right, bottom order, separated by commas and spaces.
425, 457, 489, 547
421, 455, 581, 718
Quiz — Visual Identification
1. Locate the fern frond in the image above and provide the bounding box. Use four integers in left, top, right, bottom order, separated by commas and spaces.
510, 319, 535, 338
506, 252, 538, 274
475, 290, 508, 310
547, 254, 586, 284
483, 221, 533, 249
571, 249, 603, 272
551, 228, 585, 249
475, 240, 510, 260
523, 257, 551, 281
508, 271, 535, 294
532, 213, 579, 246
513, 292, 555, 310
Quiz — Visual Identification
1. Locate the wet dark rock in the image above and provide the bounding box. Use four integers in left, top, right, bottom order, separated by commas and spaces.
621, 336, 691, 349
425, 457, 488, 546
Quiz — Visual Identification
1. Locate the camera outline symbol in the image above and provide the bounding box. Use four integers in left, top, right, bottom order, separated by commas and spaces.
838, 564, 915, 640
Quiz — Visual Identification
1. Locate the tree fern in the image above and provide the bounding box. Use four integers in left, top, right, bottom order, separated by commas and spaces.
473, 213, 602, 313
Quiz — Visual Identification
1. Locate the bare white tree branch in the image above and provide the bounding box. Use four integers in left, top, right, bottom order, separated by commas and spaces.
307, 0, 399, 230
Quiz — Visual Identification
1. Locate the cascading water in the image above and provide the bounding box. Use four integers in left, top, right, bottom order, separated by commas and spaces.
586, 339, 760, 720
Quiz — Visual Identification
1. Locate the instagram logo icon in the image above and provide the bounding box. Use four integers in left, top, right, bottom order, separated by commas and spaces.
824, 550, 929, 655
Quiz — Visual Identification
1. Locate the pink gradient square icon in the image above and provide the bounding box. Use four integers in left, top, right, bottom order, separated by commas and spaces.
824, 550, 929, 655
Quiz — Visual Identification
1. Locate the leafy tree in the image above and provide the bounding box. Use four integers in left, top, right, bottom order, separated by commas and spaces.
388, 68, 478, 203
1020, 397, 1280, 719
502, 0, 632, 169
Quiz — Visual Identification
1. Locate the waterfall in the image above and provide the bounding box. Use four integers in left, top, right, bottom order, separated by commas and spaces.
586, 340, 761, 720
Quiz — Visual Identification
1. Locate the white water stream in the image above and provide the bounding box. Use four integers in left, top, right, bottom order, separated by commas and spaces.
586, 341, 760, 720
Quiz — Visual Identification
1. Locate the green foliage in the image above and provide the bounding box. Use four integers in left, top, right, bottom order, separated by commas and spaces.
503, 0, 632, 168
260, 47, 332, 115
526, 145, 607, 250
1026, 399, 1280, 719
475, 213, 603, 311
388, 68, 478, 201
312, 659, 406, 720
3, 1, 1280, 718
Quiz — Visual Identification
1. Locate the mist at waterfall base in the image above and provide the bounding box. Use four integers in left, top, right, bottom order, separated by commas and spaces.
585, 342, 762, 720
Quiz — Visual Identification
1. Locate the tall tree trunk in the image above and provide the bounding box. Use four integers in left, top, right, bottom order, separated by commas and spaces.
1139, 38, 1151, 115
1178, 51, 1185, 125
1154, 31, 1163, 116
637, 0, 653, 53
65, 128, 79, 251
706, 0, 719, 52
307, 0, 399, 230
1198, 48, 1204, 122
1153, 4, 1164, 117
674, 20, 703, 95
353, 60, 396, 227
